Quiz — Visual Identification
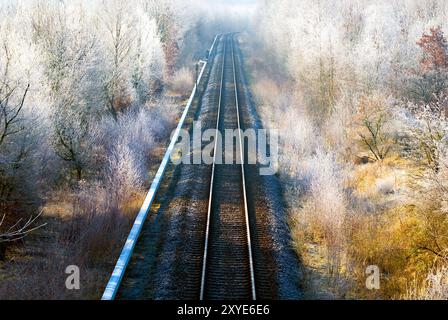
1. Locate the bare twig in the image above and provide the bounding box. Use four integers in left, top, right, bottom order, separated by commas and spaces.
0, 210, 47, 243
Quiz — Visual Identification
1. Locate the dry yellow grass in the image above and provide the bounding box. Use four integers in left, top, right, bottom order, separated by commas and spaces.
284, 143, 444, 298
349, 155, 411, 198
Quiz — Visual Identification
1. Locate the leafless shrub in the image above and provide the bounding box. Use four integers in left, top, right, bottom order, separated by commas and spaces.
170, 67, 194, 96
405, 260, 448, 300
400, 96, 448, 171
60, 183, 129, 266
421, 266, 448, 300
293, 149, 349, 274
359, 114, 391, 161
90, 103, 176, 201
0, 212, 46, 261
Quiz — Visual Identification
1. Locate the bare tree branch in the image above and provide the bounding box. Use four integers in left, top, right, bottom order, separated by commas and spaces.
0, 211, 47, 243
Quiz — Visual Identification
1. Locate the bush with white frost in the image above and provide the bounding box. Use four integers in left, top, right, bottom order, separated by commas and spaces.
91, 105, 176, 201
170, 67, 194, 96
293, 149, 349, 273
422, 267, 448, 300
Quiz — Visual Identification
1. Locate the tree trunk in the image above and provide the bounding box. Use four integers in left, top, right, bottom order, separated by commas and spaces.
76, 166, 82, 181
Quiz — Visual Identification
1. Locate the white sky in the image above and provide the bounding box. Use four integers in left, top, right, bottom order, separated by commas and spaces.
191, 0, 259, 16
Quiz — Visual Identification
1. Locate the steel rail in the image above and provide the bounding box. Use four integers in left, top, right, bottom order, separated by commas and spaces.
199, 34, 257, 300
231, 34, 257, 300
101, 34, 220, 301
199, 34, 227, 301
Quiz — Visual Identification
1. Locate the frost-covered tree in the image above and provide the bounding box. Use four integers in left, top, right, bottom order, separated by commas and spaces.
130, 9, 164, 103
144, 0, 183, 78
31, 2, 100, 180
255, 0, 448, 115
0, 3, 42, 205
98, 0, 137, 117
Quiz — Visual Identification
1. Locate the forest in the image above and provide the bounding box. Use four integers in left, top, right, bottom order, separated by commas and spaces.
251, 0, 448, 299
1, 0, 448, 300
0, 0, 250, 299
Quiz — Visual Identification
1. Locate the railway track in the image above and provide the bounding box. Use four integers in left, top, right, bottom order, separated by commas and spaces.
199, 34, 256, 300
102, 33, 295, 301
